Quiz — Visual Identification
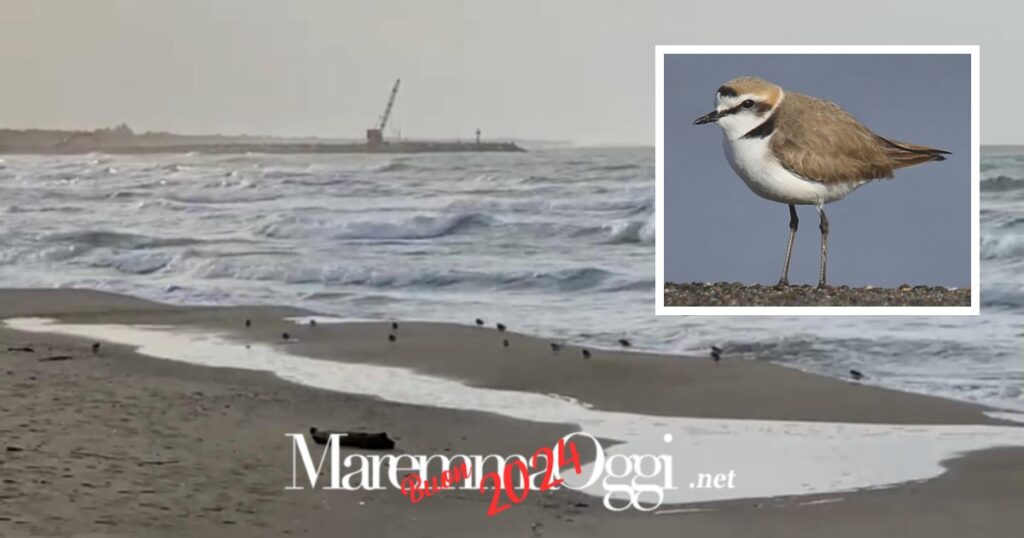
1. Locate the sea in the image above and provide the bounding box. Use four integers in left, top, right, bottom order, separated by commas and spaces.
0, 147, 1020, 411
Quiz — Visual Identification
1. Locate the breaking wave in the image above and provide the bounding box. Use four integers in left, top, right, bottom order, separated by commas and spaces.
186, 261, 616, 292
982, 233, 1024, 260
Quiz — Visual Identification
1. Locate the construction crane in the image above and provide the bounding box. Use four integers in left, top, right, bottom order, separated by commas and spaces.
366, 78, 401, 146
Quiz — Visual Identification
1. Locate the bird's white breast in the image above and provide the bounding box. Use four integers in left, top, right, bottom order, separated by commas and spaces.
723, 134, 862, 206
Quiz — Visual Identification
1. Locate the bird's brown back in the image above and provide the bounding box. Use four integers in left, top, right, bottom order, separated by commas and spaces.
769, 92, 948, 184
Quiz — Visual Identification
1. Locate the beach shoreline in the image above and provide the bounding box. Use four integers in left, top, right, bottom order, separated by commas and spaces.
2, 288, 1023, 536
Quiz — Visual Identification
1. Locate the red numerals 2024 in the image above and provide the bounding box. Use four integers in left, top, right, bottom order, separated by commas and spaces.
479, 438, 582, 516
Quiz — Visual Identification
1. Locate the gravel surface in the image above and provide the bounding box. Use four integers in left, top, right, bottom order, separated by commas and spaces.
664, 282, 972, 307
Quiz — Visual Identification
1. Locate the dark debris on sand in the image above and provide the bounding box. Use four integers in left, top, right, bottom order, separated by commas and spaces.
665, 282, 971, 307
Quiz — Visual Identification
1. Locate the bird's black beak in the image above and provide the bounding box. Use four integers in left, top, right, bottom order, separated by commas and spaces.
693, 110, 722, 125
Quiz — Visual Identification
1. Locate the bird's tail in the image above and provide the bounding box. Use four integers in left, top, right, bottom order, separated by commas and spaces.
875, 135, 951, 170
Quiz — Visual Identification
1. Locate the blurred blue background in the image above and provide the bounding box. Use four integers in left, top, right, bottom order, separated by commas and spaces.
663, 54, 971, 287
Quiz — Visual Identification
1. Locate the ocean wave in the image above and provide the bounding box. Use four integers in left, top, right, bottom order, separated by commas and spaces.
164, 192, 280, 204
261, 169, 312, 179
442, 197, 651, 219
981, 285, 1024, 309
5, 204, 87, 214
602, 219, 655, 245
981, 233, 1024, 260
603, 278, 656, 292
981, 175, 1024, 192
370, 161, 414, 173
585, 163, 643, 172
39, 230, 204, 250
571, 218, 655, 245
335, 213, 493, 240
92, 251, 176, 275
187, 260, 616, 292
257, 212, 493, 241
498, 267, 613, 292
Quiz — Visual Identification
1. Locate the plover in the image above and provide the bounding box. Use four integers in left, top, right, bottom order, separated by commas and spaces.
849, 369, 865, 381
550, 343, 563, 352
391, 321, 399, 330
475, 318, 485, 326
617, 338, 631, 348
496, 323, 507, 332
694, 77, 950, 288
711, 346, 723, 362
388, 334, 397, 343
581, 348, 591, 359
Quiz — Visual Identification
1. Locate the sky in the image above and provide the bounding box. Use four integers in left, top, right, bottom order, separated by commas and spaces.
663, 54, 971, 288
0, 0, 1018, 145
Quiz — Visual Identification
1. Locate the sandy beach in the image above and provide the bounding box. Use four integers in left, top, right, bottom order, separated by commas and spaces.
2, 288, 1023, 537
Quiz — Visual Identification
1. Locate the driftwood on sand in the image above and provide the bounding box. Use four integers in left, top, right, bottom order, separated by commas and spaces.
309, 427, 396, 450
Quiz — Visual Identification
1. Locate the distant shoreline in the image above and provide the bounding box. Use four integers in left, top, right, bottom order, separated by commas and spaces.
0, 126, 529, 154
0, 141, 526, 155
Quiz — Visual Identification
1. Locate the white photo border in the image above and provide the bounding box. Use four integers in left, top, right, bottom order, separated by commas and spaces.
655, 45, 981, 316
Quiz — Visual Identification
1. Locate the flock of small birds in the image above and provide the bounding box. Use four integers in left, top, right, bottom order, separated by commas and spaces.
238, 317, 871, 381
16, 315, 872, 388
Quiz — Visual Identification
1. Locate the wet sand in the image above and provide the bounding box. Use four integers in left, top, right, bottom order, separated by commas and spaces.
2, 288, 1022, 536
665, 282, 972, 307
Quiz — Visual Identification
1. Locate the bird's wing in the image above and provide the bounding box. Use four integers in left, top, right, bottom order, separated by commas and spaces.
770, 93, 895, 184
874, 135, 951, 170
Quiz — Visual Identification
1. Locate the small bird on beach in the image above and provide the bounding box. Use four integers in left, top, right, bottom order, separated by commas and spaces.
849, 369, 865, 381
309, 319, 317, 327
245, 319, 251, 328
91, 342, 101, 354
693, 76, 950, 288
388, 334, 397, 343
282, 332, 290, 341
496, 323, 507, 332
475, 318, 485, 326
391, 321, 399, 331
617, 338, 631, 348
550, 343, 562, 352
582, 348, 591, 359
502, 338, 509, 348
711, 346, 723, 362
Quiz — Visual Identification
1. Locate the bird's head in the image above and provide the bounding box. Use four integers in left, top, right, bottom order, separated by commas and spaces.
693, 76, 784, 140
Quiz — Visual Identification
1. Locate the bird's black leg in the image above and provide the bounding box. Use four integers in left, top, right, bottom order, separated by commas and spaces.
777, 204, 798, 287
817, 206, 829, 289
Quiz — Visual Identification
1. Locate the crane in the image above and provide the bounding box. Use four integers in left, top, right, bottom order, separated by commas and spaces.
366, 78, 401, 146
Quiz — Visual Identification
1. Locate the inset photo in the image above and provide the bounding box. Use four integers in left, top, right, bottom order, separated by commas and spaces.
656, 45, 979, 314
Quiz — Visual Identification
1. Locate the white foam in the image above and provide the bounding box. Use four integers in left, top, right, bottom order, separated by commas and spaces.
986, 411, 1024, 424
798, 497, 845, 506
654, 507, 714, 515
286, 316, 372, 325
7, 316, 1024, 504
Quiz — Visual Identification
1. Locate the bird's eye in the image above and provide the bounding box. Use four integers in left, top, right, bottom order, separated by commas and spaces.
742, 99, 756, 109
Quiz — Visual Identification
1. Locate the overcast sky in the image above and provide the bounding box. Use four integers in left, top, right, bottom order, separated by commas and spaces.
663, 54, 971, 288
0, 1, 1017, 145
